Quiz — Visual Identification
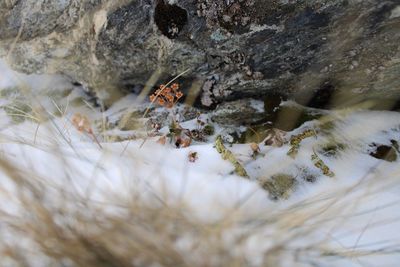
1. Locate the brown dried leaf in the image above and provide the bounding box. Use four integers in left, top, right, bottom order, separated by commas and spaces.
263, 128, 287, 147
181, 137, 192, 148
188, 151, 198, 163
72, 113, 92, 133
157, 135, 167, 145
250, 142, 260, 153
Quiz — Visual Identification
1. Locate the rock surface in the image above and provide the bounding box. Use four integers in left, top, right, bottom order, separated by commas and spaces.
0, 0, 400, 110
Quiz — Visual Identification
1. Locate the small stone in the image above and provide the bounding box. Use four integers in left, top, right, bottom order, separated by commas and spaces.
369, 144, 398, 162
222, 15, 232, 22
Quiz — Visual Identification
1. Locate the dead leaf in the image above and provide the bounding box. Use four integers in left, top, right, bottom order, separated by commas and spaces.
157, 135, 167, 145
188, 151, 198, 162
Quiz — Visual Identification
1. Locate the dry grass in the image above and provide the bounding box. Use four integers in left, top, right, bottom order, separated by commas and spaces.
0, 149, 399, 267
0, 41, 399, 267
0, 76, 399, 267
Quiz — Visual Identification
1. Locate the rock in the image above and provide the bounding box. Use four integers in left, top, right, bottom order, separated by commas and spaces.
369, 141, 398, 162
269, 102, 324, 131
211, 98, 265, 125
1, 0, 400, 112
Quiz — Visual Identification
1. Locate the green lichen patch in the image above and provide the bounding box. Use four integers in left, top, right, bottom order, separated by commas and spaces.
261, 174, 297, 200
2, 101, 34, 124
203, 124, 215, 136
215, 135, 249, 178
0, 87, 21, 98
318, 120, 336, 133
311, 151, 335, 177
320, 140, 346, 157
287, 129, 316, 158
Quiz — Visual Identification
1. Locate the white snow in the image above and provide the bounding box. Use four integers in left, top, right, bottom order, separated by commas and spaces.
1, 60, 400, 266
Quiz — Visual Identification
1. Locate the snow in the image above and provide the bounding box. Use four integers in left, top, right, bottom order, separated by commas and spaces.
1, 60, 400, 266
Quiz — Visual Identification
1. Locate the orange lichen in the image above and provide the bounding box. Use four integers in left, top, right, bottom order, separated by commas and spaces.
150, 83, 183, 108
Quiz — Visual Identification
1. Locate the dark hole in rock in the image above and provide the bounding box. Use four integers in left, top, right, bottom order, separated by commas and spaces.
390, 98, 400, 112
154, 0, 188, 39
306, 81, 335, 109
369, 142, 398, 162
264, 94, 285, 114
72, 82, 82, 87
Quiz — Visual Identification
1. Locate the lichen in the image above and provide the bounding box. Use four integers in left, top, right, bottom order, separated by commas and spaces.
203, 125, 215, 136
261, 174, 297, 200
311, 151, 335, 177
287, 129, 316, 158
2, 101, 33, 124
215, 135, 249, 178
320, 140, 346, 157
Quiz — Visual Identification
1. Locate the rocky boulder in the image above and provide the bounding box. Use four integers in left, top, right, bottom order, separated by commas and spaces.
0, 0, 399, 110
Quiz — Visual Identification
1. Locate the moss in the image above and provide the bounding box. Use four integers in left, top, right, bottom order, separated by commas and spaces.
0, 87, 20, 98
203, 124, 215, 136
238, 124, 271, 144
261, 174, 297, 200
3, 102, 33, 124
320, 141, 346, 157
318, 120, 336, 133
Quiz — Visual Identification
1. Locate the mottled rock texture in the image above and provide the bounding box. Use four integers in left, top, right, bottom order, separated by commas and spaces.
0, 0, 399, 109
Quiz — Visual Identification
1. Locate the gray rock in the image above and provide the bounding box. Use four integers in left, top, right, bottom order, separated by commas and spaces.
211, 98, 265, 125
0, 0, 399, 110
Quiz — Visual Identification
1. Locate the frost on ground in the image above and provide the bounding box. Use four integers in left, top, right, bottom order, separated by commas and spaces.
0, 60, 400, 267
